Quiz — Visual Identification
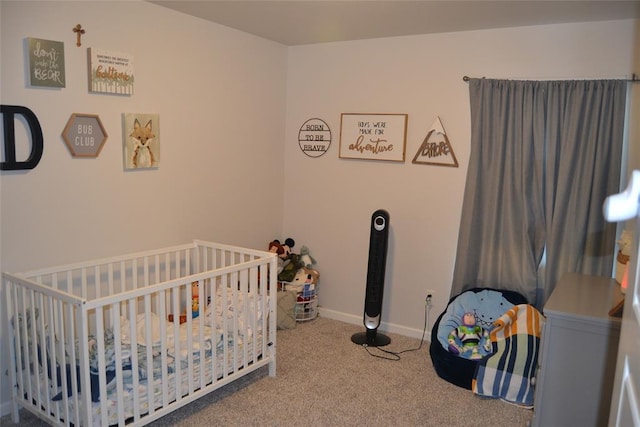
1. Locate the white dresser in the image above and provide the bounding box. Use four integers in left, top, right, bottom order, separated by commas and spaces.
533, 273, 624, 427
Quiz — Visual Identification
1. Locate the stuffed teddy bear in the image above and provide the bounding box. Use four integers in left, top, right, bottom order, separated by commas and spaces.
447, 312, 492, 360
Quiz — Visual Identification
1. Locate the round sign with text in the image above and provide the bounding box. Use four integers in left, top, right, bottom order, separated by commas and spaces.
298, 118, 331, 158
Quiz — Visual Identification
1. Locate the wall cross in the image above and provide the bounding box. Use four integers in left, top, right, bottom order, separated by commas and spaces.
73, 24, 85, 47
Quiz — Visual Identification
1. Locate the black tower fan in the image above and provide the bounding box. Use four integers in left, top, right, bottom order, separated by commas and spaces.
351, 209, 391, 347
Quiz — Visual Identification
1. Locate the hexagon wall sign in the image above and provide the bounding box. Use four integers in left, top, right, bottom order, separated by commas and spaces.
62, 113, 108, 157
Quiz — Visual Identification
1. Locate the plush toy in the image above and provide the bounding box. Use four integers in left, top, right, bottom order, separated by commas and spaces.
191, 281, 200, 318
447, 312, 492, 360
287, 267, 320, 300
278, 253, 304, 282
269, 238, 295, 275
268, 238, 294, 260
268, 240, 283, 256
299, 246, 317, 268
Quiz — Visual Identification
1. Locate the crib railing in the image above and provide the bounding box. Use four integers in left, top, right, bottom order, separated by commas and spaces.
3, 240, 277, 426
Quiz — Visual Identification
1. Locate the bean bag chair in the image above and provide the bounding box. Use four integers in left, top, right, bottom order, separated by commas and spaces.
429, 287, 528, 389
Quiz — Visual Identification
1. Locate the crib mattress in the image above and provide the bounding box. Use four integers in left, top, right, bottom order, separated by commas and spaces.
26, 334, 263, 426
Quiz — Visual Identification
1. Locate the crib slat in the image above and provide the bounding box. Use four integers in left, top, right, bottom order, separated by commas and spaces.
159, 291, 171, 407
221, 275, 230, 378
250, 266, 259, 365
77, 304, 92, 427
240, 269, 249, 368
24, 291, 36, 409
20, 291, 31, 402
231, 270, 239, 373
27, 290, 46, 411
6, 280, 19, 423
185, 282, 195, 395
143, 293, 155, 417
171, 285, 182, 402
96, 306, 109, 427
46, 295, 61, 421
196, 280, 206, 391
208, 279, 218, 383
129, 298, 141, 422
52, 299, 68, 426
34, 293, 50, 414
115, 307, 129, 426
260, 264, 269, 361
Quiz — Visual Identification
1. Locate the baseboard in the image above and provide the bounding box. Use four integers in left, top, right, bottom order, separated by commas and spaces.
318, 307, 432, 342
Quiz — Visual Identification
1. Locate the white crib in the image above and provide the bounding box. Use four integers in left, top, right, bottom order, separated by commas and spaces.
3, 240, 277, 426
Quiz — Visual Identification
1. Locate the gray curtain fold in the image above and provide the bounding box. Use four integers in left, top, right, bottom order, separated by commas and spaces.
451, 78, 626, 306
543, 80, 627, 302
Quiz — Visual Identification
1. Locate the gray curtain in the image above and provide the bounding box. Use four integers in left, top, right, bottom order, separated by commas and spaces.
451, 78, 627, 306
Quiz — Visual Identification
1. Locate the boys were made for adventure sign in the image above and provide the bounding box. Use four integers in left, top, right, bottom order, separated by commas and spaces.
339, 113, 407, 162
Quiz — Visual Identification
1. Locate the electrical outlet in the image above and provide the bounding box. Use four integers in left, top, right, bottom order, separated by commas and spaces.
425, 290, 434, 306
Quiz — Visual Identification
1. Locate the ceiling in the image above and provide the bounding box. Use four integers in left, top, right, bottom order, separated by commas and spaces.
149, 0, 640, 46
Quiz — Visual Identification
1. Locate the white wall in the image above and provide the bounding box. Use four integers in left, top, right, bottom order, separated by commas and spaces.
0, 0, 287, 414
1, 0, 637, 418
283, 20, 638, 337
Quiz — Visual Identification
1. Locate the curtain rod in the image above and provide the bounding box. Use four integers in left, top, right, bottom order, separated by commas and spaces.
462, 74, 640, 83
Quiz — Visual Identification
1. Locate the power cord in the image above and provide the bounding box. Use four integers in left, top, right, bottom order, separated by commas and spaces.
361, 298, 431, 361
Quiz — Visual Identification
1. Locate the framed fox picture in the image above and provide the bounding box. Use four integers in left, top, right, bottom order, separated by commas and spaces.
123, 113, 160, 170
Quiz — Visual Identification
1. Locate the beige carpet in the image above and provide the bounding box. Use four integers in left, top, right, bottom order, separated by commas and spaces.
2, 316, 533, 427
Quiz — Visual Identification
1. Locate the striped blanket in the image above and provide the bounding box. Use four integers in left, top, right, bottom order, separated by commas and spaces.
472, 304, 545, 407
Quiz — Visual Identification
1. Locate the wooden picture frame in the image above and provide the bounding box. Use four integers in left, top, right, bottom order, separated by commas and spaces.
89, 48, 134, 95
339, 113, 407, 162
27, 37, 66, 88
412, 116, 459, 168
123, 113, 160, 170
61, 113, 108, 158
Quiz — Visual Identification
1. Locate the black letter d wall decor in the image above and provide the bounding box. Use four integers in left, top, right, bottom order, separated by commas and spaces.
1, 105, 44, 170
